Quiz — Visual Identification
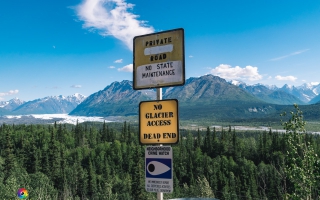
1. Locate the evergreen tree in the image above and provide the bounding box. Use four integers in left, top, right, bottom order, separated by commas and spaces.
203, 127, 211, 155
131, 146, 147, 200
121, 121, 128, 142
49, 127, 61, 189
3, 126, 15, 181
196, 128, 201, 148
88, 159, 97, 198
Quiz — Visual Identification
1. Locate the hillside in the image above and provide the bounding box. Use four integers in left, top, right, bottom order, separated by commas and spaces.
164, 75, 262, 105
310, 94, 320, 104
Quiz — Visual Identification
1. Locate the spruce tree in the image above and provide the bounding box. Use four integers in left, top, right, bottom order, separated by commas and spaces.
131, 146, 147, 200
4, 127, 15, 181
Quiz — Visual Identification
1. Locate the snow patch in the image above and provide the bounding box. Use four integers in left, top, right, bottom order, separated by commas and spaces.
32, 114, 108, 124
302, 93, 312, 101
3, 114, 111, 125
231, 80, 240, 86
230, 80, 246, 86
265, 85, 278, 90
4, 115, 22, 119
0, 102, 9, 108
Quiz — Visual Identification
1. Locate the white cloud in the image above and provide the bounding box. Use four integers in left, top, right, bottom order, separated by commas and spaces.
210, 64, 262, 81
0, 89, 19, 100
268, 76, 272, 79
118, 64, 133, 72
270, 49, 309, 61
76, 0, 154, 51
189, 55, 193, 58
109, 66, 115, 68
275, 75, 297, 81
114, 59, 123, 63
311, 82, 319, 85
71, 85, 82, 88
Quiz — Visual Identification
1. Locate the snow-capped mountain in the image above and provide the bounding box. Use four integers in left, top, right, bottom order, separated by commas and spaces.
264, 85, 279, 91
230, 81, 279, 90
0, 98, 25, 111
230, 80, 246, 86
230, 82, 304, 105
12, 94, 86, 114
231, 80, 320, 104
279, 83, 320, 103
66, 93, 87, 104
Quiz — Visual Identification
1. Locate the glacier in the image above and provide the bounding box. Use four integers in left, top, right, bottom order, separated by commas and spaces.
1, 114, 111, 125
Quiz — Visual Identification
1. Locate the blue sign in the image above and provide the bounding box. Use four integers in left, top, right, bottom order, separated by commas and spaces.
146, 158, 172, 179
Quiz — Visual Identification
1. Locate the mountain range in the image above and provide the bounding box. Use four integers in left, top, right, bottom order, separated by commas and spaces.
0, 93, 86, 115
70, 75, 270, 120
70, 75, 320, 121
1, 75, 320, 122
0, 98, 25, 110
231, 81, 320, 104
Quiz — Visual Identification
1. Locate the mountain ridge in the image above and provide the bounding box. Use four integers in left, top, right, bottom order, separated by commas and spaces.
2, 76, 320, 120
230, 80, 320, 104
9, 94, 86, 115
69, 75, 320, 121
70, 75, 274, 120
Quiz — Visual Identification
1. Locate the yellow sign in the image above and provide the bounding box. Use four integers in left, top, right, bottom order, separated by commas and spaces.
139, 99, 179, 144
133, 28, 185, 90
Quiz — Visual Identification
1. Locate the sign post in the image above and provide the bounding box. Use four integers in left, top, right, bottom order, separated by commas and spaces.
133, 28, 184, 200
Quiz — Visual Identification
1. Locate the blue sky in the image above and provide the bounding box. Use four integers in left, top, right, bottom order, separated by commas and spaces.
1, 0, 320, 101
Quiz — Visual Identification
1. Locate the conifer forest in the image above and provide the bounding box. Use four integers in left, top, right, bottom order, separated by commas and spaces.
0, 105, 320, 199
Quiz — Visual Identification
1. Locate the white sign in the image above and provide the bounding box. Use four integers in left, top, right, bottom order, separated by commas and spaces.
133, 28, 185, 90
145, 146, 173, 193
136, 61, 183, 89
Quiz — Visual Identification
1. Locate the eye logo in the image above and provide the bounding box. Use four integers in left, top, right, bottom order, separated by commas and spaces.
146, 158, 172, 179
17, 188, 28, 199
147, 161, 170, 175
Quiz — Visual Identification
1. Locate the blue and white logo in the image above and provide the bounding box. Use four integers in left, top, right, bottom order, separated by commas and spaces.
146, 158, 172, 179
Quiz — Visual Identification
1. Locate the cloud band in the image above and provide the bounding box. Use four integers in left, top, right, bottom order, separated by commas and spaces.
76, 0, 154, 51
